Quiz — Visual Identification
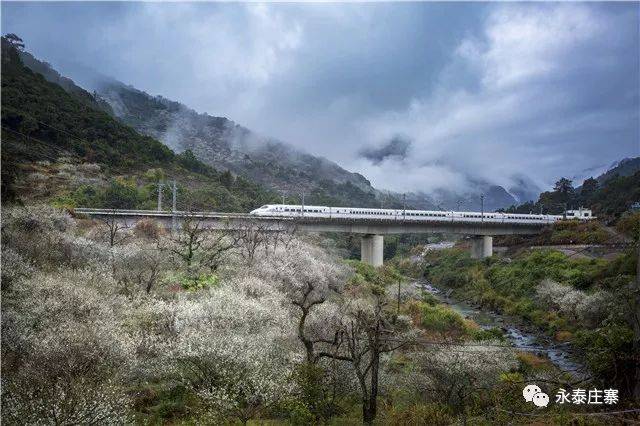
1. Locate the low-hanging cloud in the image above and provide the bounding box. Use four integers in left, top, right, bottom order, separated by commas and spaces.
2, 2, 638, 195
350, 3, 639, 193
359, 136, 411, 165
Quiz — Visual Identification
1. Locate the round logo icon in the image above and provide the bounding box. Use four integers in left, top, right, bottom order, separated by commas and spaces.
532, 392, 550, 407
522, 384, 541, 402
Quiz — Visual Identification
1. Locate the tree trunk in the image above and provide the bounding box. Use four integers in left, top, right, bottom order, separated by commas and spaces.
367, 349, 380, 424
354, 368, 370, 425
363, 405, 374, 425
298, 306, 314, 363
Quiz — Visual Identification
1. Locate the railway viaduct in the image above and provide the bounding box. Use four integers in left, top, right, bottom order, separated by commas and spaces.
74, 208, 547, 267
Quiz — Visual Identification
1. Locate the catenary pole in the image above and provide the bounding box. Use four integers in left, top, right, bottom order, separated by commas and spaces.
157, 181, 164, 211
172, 180, 177, 231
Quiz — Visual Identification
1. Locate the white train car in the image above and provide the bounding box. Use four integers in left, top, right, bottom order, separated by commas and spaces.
249, 204, 594, 224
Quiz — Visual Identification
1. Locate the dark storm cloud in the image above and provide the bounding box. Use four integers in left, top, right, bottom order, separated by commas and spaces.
359, 136, 411, 165
2, 2, 638, 193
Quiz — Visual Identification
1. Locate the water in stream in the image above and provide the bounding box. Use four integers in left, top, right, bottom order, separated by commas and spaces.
414, 280, 588, 379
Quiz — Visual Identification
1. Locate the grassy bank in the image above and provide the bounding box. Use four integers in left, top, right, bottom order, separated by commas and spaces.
396, 244, 638, 399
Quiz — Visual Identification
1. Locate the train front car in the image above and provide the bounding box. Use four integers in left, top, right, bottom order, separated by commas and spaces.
249, 205, 277, 215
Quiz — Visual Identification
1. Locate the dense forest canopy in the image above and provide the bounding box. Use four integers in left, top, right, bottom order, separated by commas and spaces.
500, 172, 640, 221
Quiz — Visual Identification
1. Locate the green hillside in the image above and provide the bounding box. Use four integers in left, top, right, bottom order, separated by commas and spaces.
1, 37, 276, 211
500, 163, 640, 222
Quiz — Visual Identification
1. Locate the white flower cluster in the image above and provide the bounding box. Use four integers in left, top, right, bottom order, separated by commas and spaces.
536, 279, 612, 326
2, 269, 137, 424
169, 280, 300, 420
393, 342, 518, 408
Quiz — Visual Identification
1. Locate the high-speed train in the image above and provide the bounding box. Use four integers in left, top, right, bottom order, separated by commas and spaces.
250, 204, 594, 225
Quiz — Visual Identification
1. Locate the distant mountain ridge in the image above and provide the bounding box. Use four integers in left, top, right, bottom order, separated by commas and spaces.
595, 157, 640, 184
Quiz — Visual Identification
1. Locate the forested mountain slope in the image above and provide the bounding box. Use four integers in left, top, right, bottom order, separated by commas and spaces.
80, 77, 382, 207
1, 37, 275, 211
501, 158, 640, 221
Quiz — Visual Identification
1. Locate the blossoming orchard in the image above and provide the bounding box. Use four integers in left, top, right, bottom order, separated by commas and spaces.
2, 205, 639, 424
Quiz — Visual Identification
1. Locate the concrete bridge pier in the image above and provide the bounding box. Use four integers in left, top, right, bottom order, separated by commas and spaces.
361, 234, 384, 267
470, 235, 493, 259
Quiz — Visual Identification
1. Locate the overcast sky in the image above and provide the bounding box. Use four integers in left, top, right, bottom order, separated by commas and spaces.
2, 2, 639, 193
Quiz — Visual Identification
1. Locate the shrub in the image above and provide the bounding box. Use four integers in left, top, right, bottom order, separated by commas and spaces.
536, 279, 611, 327
170, 281, 297, 423
402, 345, 518, 411
1, 248, 34, 289
113, 243, 169, 294
2, 269, 135, 424
421, 304, 468, 337
575, 324, 635, 396
1, 205, 113, 270
615, 212, 640, 241
134, 218, 162, 240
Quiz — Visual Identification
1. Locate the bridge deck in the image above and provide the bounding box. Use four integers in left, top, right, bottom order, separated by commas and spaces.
73, 208, 547, 235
